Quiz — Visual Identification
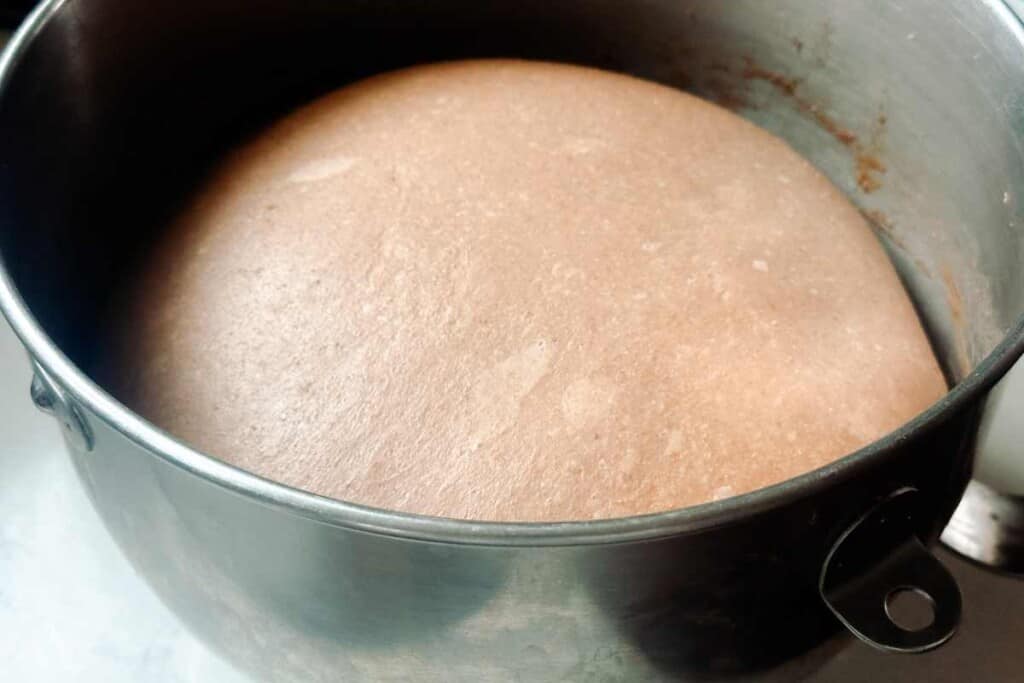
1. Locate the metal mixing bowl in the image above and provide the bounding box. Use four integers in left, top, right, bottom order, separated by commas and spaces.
2, 1, 1024, 680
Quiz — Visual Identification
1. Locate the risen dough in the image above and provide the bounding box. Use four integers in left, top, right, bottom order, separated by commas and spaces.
105, 60, 947, 522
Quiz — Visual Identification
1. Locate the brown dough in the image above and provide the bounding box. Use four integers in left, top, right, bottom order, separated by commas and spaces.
104, 59, 947, 522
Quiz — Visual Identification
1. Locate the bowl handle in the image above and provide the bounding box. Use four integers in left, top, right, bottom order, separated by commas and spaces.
29, 363, 94, 452
819, 488, 961, 653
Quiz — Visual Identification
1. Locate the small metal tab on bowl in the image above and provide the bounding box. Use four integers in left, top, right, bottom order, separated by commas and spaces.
820, 488, 961, 653
29, 363, 94, 452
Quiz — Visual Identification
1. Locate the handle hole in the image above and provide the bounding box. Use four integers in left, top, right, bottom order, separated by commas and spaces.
884, 587, 936, 632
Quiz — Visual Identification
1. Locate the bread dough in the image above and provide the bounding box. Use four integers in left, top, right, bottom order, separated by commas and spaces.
104, 59, 947, 522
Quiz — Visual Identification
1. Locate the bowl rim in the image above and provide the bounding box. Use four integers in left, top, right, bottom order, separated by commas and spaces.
3, 0, 1024, 547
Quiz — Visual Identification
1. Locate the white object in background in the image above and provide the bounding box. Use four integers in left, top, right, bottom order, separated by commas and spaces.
973, 360, 1024, 495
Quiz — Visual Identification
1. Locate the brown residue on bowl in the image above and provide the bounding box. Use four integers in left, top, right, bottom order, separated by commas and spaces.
738, 56, 887, 194
855, 112, 890, 194
941, 263, 972, 378
705, 75, 749, 110
742, 57, 801, 97
740, 57, 858, 149
803, 102, 859, 148
695, 61, 750, 110
856, 155, 886, 194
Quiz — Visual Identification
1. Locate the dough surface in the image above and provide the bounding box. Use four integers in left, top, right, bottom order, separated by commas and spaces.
106, 59, 947, 522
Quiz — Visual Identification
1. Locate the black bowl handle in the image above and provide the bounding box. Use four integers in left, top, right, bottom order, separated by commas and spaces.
820, 488, 961, 653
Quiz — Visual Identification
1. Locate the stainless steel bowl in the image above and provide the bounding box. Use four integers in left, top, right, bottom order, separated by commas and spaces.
2, 1, 1024, 680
